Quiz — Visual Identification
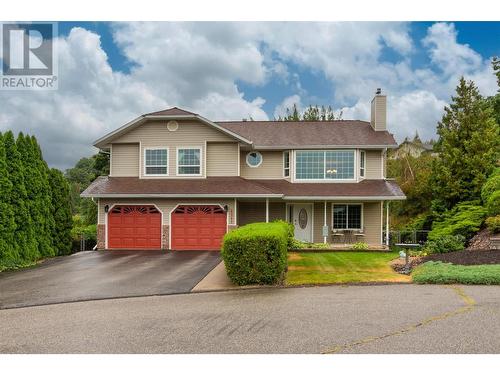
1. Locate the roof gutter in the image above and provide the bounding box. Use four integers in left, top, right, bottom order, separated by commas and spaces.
283, 195, 406, 201
80, 193, 283, 199
254, 144, 398, 150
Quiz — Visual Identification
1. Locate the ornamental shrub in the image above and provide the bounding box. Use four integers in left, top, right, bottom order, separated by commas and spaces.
221, 221, 292, 285
486, 216, 500, 233
428, 202, 487, 241
351, 242, 369, 250
424, 235, 466, 254
486, 190, 500, 216
481, 168, 500, 204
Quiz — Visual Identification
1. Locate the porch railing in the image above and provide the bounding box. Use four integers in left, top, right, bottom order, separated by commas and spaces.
382, 230, 430, 246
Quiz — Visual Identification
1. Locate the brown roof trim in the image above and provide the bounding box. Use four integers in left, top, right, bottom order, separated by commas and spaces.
81, 176, 405, 200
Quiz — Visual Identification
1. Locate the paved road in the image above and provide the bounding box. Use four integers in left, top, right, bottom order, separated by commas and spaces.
1, 284, 499, 353
0, 251, 220, 309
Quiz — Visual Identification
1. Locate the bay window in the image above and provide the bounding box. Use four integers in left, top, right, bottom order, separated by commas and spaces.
295, 150, 355, 180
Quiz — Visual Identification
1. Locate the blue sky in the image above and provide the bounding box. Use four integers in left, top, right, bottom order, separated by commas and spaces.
57, 21, 500, 117
1, 21, 499, 169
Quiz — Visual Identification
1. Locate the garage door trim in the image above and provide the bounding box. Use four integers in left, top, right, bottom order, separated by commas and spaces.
106, 203, 163, 249
169, 203, 227, 250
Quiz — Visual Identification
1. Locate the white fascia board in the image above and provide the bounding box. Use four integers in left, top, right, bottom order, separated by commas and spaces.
81, 193, 283, 198
253, 144, 398, 150
93, 115, 145, 148
283, 195, 406, 201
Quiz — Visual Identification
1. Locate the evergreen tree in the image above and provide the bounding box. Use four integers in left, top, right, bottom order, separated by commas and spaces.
0, 133, 17, 266
431, 77, 500, 209
30, 135, 55, 257
277, 104, 342, 121
49, 168, 73, 255
2, 131, 37, 261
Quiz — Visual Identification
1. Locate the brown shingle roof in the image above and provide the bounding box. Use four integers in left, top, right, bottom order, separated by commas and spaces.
81, 176, 279, 197
145, 107, 198, 116
252, 179, 405, 199
216, 120, 397, 148
81, 176, 405, 200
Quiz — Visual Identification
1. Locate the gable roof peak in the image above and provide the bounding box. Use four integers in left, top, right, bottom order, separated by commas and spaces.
145, 107, 198, 116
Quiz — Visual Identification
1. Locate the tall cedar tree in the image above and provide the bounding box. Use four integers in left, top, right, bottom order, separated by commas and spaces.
278, 104, 342, 121
0, 133, 17, 264
31, 135, 56, 257
49, 168, 73, 255
2, 131, 37, 261
431, 77, 500, 209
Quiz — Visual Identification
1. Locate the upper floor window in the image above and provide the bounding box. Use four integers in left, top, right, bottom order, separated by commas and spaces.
360, 150, 366, 178
246, 151, 263, 167
177, 147, 202, 175
283, 151, 290, 177
295, 150, 355, 180
145, 148, 168, 175
332, 204, 362, 230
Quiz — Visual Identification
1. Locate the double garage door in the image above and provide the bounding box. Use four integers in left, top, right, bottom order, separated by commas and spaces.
107, 205, 226, 250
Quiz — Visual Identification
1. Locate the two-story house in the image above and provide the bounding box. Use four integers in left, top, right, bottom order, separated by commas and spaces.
82, 90, 405, 250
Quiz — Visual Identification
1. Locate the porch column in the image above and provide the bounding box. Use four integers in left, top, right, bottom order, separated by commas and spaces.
323, 201, 327, 243
385, 201, 390, 246
234, 198, 237, 225
265, 198, 269, 223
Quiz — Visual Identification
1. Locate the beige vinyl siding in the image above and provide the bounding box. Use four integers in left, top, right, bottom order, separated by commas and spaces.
110, 143, 139, 177
240, 151, 284, 179
206, 142, 239, 176
362, 201, 382, 245
111, 120, 236, 178
98, 198, 235, 225
312, 202, 331, 243
365, 150, 383, 179
236, 201, 285, 226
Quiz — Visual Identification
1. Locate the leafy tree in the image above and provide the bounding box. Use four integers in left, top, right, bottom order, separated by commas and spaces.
277, 104, 342, 121
0, 133, 17, 265
387, 153, 434, 227
431, 77, 500, 210
3, 131, 37, 261
49, 168, 73, 255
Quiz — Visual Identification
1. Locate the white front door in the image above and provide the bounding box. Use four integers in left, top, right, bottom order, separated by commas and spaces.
291, 204, 313, 242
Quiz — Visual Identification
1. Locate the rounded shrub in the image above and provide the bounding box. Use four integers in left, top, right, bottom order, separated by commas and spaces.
486, 190, 500, 216
481, 169, 500, 204
221, 221, 292, 285
486, 215, 500, 233
424, 234, 465, 254
351, 242, 369, 250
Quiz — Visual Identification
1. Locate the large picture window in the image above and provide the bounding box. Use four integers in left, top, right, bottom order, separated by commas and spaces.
145, 148, 168, 175
177, 147, 201, 175
332, 204, 362, 230
295, 150, 355, 180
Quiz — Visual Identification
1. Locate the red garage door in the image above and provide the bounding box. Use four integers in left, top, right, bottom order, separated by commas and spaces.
171, 205, 227, 250
108, 205, 161, 249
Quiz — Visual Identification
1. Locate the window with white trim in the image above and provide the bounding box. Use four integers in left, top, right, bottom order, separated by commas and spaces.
177, 147, 201, 175
332, 204, 362, 230
360, 150, 366, 178
283, 151, 290, 177
145, 148, 168, 175
295, 150, 355, 180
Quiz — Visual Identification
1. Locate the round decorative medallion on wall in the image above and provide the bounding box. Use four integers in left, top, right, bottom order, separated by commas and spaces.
167, 120, 179, 131
246, 151, 263, 167
298, 208, 308, 229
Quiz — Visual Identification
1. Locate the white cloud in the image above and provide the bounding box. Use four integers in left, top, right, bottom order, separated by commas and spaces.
273, 94, 302, 119
0, 21, 497, 169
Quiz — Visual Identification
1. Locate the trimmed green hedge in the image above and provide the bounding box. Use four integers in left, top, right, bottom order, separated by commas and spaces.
221, 221, 292, 285
413, 261, 500, 285
424, 235, 465, 254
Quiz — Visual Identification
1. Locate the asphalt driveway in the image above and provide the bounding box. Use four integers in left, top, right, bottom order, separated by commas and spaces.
0, 250, 221, 309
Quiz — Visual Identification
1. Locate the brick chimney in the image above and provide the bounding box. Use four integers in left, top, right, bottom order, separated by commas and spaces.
370, 88, 386, 131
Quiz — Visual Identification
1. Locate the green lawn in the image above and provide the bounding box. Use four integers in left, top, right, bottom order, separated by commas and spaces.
412, 261, 500, 284
286, 251, 409, 285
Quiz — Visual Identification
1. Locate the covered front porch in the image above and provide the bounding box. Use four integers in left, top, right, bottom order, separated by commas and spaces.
235, 198, 392, 249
